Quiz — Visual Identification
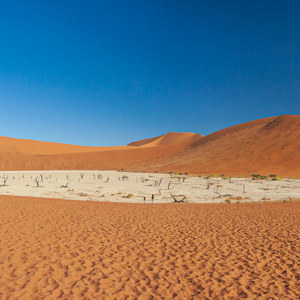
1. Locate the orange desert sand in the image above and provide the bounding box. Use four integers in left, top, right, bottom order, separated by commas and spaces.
0, 196, 299, 299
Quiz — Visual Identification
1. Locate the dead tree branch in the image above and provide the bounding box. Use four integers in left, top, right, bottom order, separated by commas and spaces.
60, 181, 71, 188
170, 194, 186, 203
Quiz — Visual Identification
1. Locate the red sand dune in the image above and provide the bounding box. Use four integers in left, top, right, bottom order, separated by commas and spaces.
0, 132, 199, 171
0, 136, 131, 155
0, 195, 299, 299
128, 132, 202, 147
0, 115, 299, 177
128, 115, 300, 177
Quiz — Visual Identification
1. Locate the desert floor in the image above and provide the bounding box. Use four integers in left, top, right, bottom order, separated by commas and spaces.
0, 171, 299, 203
0, 195, 299, 299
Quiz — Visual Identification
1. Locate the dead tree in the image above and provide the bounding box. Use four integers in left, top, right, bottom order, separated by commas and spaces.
169, 172, 175, 178
206, 181, 213, 189
60, 181, 71, 188
170, 194, 186, 203
215, 191, 221, 198
80, 173, 84, 179
243, 184, 246, 193
167, 182, 172, 189
34, 177, 40, 187
216, 185, 222, 193
1, 175, 9, 186
40, 174, 44, 182
106, 177, 110, 183
154, 180, 162, 186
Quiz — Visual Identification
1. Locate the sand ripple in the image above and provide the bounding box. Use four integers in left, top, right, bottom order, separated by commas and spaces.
0, 196, 299, 299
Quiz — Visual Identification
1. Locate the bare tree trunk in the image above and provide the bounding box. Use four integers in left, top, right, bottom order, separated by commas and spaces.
34, 177, 40, 187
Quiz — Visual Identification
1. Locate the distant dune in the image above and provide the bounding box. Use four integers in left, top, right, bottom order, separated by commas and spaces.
128, 132, 202, 147
0, 115, 299, 177
0, 136, 131, 155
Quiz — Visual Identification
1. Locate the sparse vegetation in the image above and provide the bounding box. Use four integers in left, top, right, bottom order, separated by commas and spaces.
206, 174, 215, 179
78, 192, 88, 197
272, 177, 282, 181
122, 193, 133, 198
251, 174, 267, 180
269, 174, 277, 178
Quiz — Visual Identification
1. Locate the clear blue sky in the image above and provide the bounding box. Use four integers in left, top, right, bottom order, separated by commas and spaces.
0, 0, 299, 146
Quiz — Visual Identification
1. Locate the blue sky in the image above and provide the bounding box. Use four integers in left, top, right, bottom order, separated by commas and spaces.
0, 0, 299, 146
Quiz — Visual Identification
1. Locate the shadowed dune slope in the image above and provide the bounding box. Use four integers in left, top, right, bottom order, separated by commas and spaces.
128, 132, 202, 147
134, 115, 300, 177
0, 196, 299, 299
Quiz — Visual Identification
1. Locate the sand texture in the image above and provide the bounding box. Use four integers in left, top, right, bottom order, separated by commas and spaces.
0, 196, 299, 299
0, 115, 299, 177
